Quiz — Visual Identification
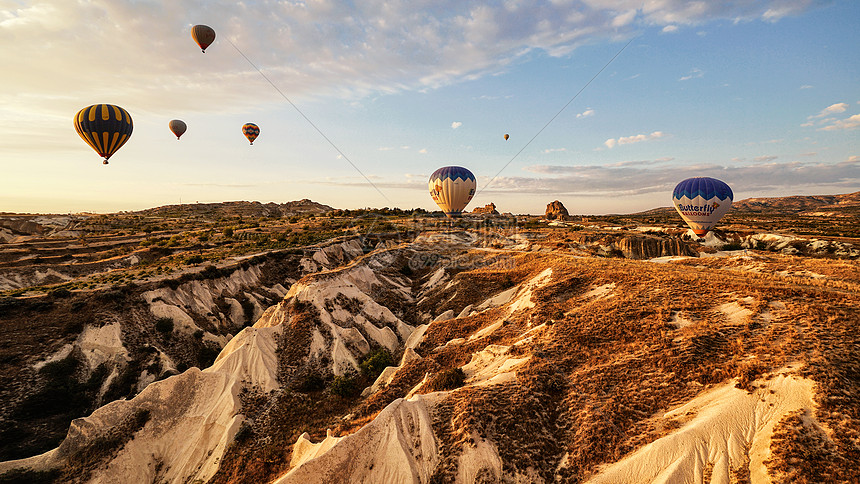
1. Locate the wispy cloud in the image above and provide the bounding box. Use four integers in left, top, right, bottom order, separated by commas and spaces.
679, 68, 703, 81
810, 103, 849, 118
753, 155, 779, 163
604, 131, 666, 149
542, 148, 568, 154
0, 0, 831, 119
451, 121, 463, 129
576, 108, 595, 118
819, 114, 860, 131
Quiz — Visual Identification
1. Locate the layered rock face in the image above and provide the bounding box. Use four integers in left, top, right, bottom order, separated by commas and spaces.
545, 200, 570, 220
614, 235, 697, 259
566, 232, 698, 259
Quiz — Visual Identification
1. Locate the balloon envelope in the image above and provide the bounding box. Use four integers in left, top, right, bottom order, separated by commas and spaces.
672, 177, 733, 237
191, 25, 216, 53
429, 166, 476, 218
169, 119, 187, 140
242, 123, 259, 145
504, 134, 509, 140
73, 104, 133, 164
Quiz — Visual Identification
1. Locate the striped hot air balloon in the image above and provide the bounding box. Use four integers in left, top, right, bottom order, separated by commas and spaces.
73, 104, 133, 165
242, 123, 259, 145
672, 176, 733, 237
429, 166, 476, 218
191, 25, 216, 53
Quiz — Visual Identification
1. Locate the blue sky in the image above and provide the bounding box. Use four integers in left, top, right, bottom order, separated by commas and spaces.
1, 0, 857, 215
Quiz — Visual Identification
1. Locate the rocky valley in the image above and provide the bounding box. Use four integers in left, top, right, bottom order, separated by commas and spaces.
0, 197, 858, 483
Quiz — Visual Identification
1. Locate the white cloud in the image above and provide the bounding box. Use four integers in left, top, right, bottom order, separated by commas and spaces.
763, 1, 817, 22
800, 85, 813, 89
662, 25, 679, 33
419, 148, 428, 154
679, 68, 704, 81
819, 114, 860, 131
576, 108, 595, 118
604, 131, 666, 149
451, 121, 463, 129
809, 103, 849, 119
612, 10, 637, 28
542, 148, 568, 154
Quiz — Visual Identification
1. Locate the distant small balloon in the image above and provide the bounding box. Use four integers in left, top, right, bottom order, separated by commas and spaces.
672, 176, 733, 237
504, 134, 509, 141
242, 123, 259, 145
429, 166, 476, 218
73, 104, 133, 165
191, 25, 216, 53
169, 119, 187, 140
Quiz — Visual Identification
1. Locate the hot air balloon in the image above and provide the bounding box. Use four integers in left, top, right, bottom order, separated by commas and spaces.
191, 25, 216, 53
169, 119, 187, 140
672, 177, 733, 237
242, 123, 259, 145
504, 134, 509, 141
73, 104, 133, 165
428, 166, 476, 218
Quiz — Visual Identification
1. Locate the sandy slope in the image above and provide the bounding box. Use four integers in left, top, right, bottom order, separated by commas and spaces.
587, 368, 816, 484
274, 394, 442, 484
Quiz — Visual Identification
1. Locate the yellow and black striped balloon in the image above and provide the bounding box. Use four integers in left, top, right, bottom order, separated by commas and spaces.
73, 104, 133, 165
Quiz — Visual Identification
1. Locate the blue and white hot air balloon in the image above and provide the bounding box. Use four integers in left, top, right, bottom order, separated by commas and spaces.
429, 166, 476, 218
672, 177, 733, 237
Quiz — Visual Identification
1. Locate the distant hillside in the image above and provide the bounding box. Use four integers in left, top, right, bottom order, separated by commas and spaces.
135, 199, 335, 218
732, 191, 860, 215
637, 191, 860, 217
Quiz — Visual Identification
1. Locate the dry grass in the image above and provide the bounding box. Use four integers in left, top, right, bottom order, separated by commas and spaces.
416, 248, 860, 481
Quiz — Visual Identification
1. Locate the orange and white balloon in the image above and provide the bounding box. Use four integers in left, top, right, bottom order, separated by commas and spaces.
672, 176, 733, 237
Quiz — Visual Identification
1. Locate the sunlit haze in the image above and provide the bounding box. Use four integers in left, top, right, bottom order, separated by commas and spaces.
1, 0, 858, 215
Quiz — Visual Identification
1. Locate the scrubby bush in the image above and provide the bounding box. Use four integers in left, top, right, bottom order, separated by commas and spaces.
154, 317, 174, 334
427, 368, 466, 391
197, 345, 220, 368
295, 372, 326, 392
329, 370, 359, 398
185, 255, 204, 265
241, 299, 256, 322
359, 348, 394, 380
233, 422, 254, 443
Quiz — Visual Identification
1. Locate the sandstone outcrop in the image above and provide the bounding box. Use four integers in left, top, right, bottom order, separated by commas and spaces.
472, 203, 499, 215
545, 200, 570, 220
